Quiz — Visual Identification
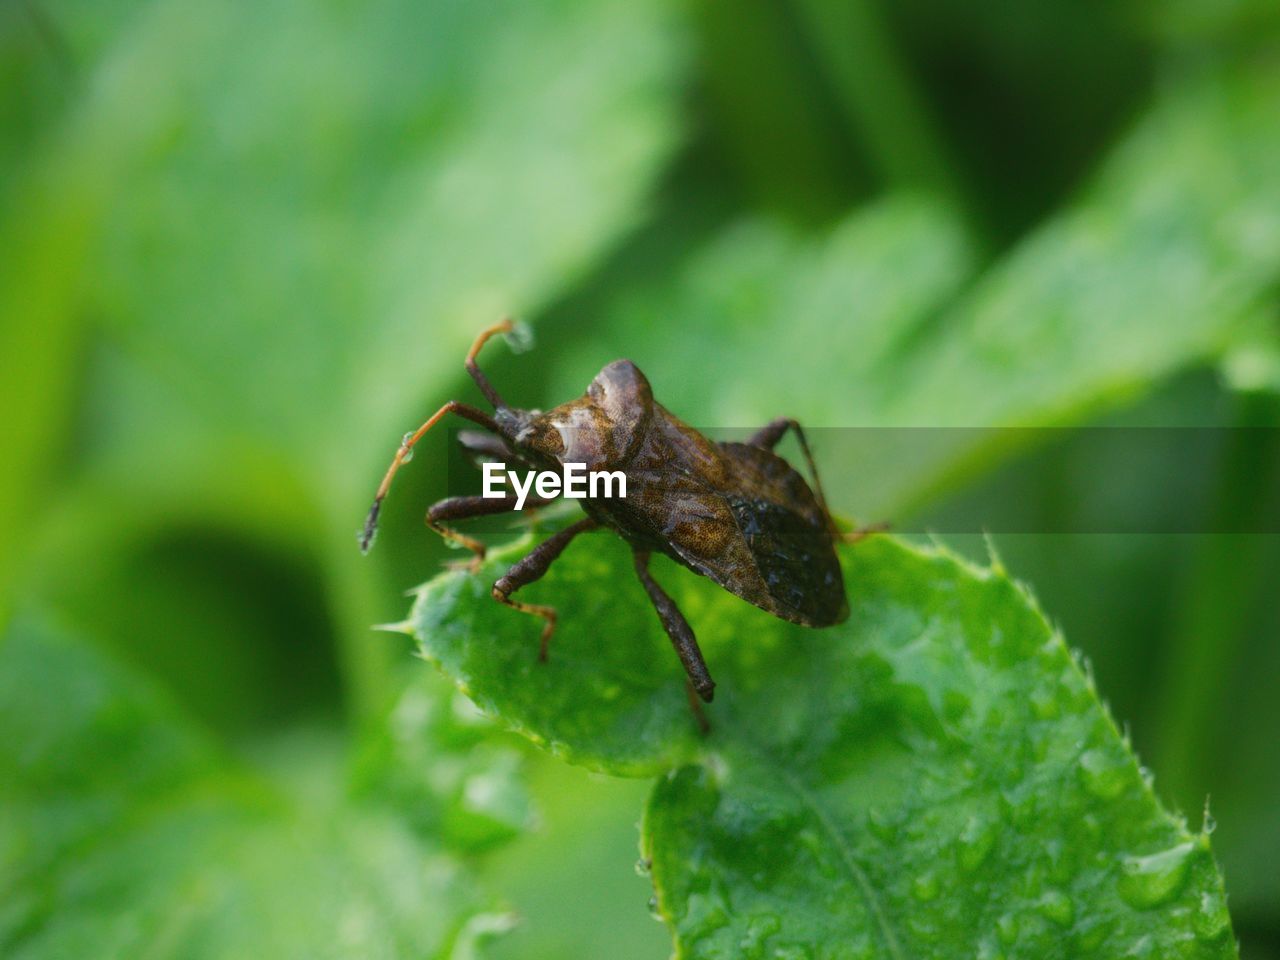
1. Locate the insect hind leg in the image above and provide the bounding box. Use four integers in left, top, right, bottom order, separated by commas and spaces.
747, 417, 834, 530
633, 550, 715, 721
747, 417, 890, 544
491, 517, 598, 660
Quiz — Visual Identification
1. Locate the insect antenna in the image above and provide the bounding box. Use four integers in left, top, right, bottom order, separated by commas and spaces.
359, 399, 500, 553
360, 322, 524, 552
465, 318, 517, 409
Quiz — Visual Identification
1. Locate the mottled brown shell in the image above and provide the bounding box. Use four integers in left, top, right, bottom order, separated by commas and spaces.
513, 360, 848, 627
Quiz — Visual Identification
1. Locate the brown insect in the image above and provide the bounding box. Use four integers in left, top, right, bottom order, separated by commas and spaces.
361, 320, 877, 725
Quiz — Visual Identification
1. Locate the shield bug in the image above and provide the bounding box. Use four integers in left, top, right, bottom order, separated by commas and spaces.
361, 320, 878, 725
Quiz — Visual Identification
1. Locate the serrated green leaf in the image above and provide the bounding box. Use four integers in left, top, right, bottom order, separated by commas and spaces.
0, 621, 510, 959
402, 532, 701, 776
408, 533, 1236, 957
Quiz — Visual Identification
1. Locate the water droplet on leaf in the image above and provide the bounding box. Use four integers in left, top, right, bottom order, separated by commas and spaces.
958, 815, 996, 871
866, 807, 898, 843
1079, 748, 1129, 799
1194, 888, 1231, 941
1118, 840, 1197, 909
682, 890, 730, 937
1036, 889, 1074, 927
739, 913, 780, 956
911, 871, 940, 901
997, 912, 1018, 946
1030, 687, 1059, 720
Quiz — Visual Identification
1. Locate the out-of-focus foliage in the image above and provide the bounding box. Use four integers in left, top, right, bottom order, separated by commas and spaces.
1, 0, 682, 955
0, 619, 514, 958
2, 0, 1278, 956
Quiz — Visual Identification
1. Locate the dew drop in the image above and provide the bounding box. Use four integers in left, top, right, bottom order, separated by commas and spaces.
739, 913, 780, 956
907, 914, 941, 942
1030, 686, 1059, 720
866, 807, 899, 843
996, 912, 1018, 946
635, 858, 651, 877
1036, 889, 1074, 927
797, 828, 837, 879
1124, 934, 1155, 958
682, 890, 730, 937
1079, 813, 1102, 843
647, 895, 662, 921
503, 319, 535, 353
1075, 917, 1112, 951
1194, 887, 1231, 941
1117, 840, 1197, 909
958, 815, 996, 872
1079, 748, 1129, 800
911, 871, 940, 902
400, 432, 416, 461
943, 688, 972, 723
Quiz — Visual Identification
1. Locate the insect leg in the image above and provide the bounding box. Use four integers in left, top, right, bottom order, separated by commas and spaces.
749, 417, 890, 544
492, 517, 599, 661
747, 417, 834, 530
683, 677, 711, 736
633, 550, 716, 704
426, 494, 551, 570
360, 400, 500, 553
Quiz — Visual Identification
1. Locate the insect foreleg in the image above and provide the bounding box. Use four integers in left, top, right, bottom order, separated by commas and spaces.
492, 517, 599, 661
633, 550, 716, 706
426, 494, 552, 569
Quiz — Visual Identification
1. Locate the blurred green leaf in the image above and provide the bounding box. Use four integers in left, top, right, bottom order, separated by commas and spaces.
0, 620, 516, 959
405, 533, 1236, 956
542, 58, 1280, 519
352, 670, 534, 854
0, 0, 687, 720
2, 0, 685, 493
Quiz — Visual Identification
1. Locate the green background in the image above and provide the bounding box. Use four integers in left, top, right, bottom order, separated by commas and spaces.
2, 0, 1278, 956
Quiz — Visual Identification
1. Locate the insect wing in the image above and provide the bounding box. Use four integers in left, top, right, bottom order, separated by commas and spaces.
624, 442, 848, 626
715, 442, 848, 626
